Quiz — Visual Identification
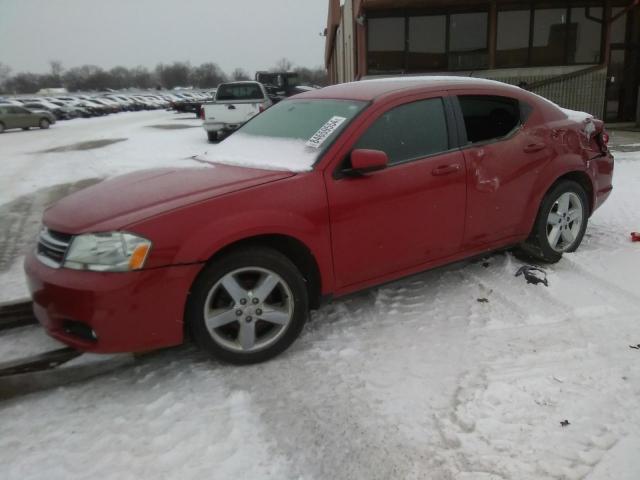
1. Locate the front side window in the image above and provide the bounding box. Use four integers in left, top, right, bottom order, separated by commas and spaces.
354, 98, 449, 166
457, 95, 522, 144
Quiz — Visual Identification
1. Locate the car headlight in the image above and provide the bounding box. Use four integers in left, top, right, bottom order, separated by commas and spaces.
64, 232, 152, 272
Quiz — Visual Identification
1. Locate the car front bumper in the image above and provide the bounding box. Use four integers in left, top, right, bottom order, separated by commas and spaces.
24, 252, 203, 353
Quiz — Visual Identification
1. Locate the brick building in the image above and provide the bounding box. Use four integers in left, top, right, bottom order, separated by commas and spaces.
325, 0, 639, 121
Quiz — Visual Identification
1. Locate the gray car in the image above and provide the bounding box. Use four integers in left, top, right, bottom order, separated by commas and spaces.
0, 105, 56, 133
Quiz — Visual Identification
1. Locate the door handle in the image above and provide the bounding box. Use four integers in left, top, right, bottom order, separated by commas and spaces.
432, 164, 461, 176
523, 142, 546, 153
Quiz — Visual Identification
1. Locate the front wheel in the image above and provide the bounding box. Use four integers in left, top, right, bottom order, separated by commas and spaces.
39, 118, 50, 129
520, 180, 589, 263
207, 130, 218, 143
186, 247, 309, 364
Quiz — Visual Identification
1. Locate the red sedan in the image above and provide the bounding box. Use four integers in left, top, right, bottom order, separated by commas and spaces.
25, 77, 614, 364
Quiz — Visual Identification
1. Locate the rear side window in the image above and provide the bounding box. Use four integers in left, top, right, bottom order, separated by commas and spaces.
457, 95, 524, 144
354, 98, 449, 166
216, 83, 264, 101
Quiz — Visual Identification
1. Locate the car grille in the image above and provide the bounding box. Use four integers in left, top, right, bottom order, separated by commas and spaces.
36, 228, 73, 268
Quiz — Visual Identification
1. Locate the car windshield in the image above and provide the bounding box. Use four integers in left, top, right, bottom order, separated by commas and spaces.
200, 99, 366, 172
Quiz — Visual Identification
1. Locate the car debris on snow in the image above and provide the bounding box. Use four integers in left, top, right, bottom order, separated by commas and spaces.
515, 265, 549, 287
560, 420, 571, 427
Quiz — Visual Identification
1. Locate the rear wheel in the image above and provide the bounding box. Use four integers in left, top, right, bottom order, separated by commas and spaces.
0, 122, 5, 134
186, 247, 309, 364
39, 118, 50, 129
519, 180, 589, 263
22, 126, 30, 131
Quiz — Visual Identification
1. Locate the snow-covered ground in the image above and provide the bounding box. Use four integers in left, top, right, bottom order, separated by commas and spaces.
1, 111, 639, 479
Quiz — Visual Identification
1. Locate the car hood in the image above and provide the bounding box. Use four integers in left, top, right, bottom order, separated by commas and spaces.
43, 164, 295, 233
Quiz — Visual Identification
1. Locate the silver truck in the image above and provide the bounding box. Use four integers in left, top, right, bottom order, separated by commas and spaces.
202, 81, 272, 142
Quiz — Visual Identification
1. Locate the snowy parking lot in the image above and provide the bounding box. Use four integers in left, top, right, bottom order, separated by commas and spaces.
1, 111, 640, 479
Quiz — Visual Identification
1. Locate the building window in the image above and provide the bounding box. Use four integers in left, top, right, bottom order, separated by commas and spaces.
408, 16, 447, 72
569, 7, 603, 64
449, 12, 489, 70
531, 8, 569, 66
496, 10, 531, 67
610, 6, 627, 44
367, 17, 405, 73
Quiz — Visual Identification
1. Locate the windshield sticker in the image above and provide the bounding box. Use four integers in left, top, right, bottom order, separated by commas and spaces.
305, 116, 347, 148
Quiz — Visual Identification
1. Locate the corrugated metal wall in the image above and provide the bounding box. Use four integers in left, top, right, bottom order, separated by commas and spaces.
473, 65, 607, 118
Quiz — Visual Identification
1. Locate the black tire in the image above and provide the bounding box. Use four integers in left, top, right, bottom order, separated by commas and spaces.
0, 122, 4, 134
186, 247, 309, 364
207, 131, 218, 143
519, 180, 589, 263
22, 126, 30, 131
39, 118, 50, 129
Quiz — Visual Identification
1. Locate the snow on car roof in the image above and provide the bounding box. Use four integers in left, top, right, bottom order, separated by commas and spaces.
295, 75, 519, 102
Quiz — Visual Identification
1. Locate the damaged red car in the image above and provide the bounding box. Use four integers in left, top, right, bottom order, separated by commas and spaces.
25, 77, 614, 363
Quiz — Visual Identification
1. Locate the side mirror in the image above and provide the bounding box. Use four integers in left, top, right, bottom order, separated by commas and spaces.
349, 149, 388, 175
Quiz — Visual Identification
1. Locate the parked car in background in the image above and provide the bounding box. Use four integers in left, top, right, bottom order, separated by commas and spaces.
47, 99, 90, 118
202, 81, 272, 142
25, 77, 613, 364
22, 100, 70, 120
0, 104, 56, 132
75, 99, 109, 116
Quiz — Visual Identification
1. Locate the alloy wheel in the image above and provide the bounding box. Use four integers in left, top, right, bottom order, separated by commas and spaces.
203, 267, 294, 353
546, 192, 584, 252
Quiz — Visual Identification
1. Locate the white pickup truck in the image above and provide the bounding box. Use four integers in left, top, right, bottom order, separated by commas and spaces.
202, 81, 272, 142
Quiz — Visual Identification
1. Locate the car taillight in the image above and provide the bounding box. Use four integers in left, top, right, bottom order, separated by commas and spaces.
200, 108, 205, 120
259, 104, 266, 113
601, 130, 609, 146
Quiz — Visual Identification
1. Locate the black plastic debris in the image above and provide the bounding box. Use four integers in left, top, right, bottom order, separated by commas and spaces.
515, 265, 548, 287
560, 420, 570, 427
630, 344, 640, 350
477, 298, 489, 303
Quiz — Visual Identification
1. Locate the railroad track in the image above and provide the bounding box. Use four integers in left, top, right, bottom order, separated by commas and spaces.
0, 300, 37, 331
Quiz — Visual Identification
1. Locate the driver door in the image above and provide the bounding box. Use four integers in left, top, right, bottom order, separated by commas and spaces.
325, 95, 467, 289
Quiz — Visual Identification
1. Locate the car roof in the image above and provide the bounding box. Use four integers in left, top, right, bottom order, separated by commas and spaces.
294, 75, 523, 102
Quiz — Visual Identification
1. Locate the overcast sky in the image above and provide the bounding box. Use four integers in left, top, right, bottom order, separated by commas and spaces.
0, 0, 328, 75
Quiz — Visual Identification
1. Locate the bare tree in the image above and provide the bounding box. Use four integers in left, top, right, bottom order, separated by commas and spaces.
272, 58, 294, 72
231, 68, 251, 81
49, 60, 64, 77
0, 62, 11, 91
191, 63, 227, 88
294, 66, 328, 87
156, 62, 192, 89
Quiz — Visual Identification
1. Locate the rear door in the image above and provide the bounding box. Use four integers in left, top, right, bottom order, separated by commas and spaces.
452, 94, 553, 248
325, 94, 467, 289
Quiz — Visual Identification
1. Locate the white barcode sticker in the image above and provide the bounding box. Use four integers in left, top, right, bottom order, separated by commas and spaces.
305, 116, 347, 148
